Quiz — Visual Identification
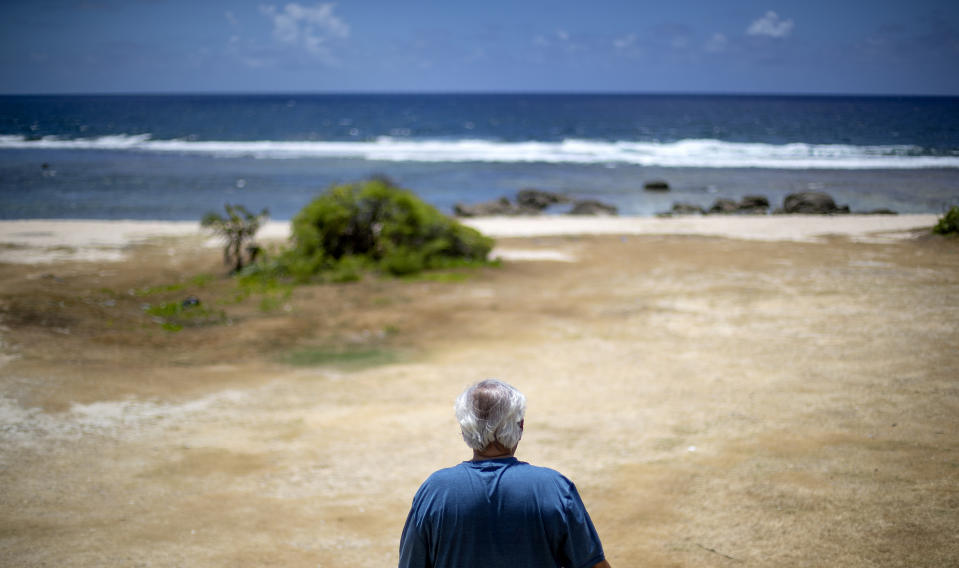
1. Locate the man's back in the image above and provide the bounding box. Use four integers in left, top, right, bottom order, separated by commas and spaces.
399, 457, 605, 568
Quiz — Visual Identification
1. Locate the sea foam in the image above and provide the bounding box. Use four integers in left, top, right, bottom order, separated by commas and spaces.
1, 134, 957, 169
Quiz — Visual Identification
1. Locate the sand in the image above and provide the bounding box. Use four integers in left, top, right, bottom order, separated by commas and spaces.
0, 214, 940, 264
1, 215, 957, 567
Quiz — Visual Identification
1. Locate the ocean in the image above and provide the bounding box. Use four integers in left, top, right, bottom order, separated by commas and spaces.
1, 93, 958, 220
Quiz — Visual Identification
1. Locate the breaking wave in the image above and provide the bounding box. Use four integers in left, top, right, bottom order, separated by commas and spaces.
2, 134, 957, 169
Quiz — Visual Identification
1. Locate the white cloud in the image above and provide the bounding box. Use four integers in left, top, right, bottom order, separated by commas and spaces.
259, 2, 350, 62
705, 32, 728, 52
747, 11, 794, 38
613, 34, 637, 49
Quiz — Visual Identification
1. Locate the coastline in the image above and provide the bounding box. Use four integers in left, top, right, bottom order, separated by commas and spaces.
0, 214, 941, 264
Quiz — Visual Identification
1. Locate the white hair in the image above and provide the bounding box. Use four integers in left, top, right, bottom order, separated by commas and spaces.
454, 379, 526, 451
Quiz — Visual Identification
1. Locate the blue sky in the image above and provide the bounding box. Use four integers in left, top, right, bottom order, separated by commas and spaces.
2, 0, 958, 95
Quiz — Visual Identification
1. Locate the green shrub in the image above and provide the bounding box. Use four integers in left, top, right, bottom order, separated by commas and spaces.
143, 299, 225, 331
276, 178, 493, 278
932, 206, 959, 235
202, 203, 269, 273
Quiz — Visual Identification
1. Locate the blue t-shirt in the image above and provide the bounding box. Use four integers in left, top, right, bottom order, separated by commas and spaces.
399, 457, 605, 568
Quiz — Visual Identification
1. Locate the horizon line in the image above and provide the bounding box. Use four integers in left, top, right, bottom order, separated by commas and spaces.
2, 90, 958, 99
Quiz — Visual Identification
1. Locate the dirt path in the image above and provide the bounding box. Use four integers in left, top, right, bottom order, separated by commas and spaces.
2, 232, 958, 567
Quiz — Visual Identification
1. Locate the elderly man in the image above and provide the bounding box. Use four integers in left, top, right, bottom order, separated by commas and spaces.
399, 379, 611, 568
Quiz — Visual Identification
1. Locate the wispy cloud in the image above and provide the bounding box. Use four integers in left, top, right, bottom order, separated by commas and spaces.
530, 28, 589, 57
705, 32, 728, 53
259, 2, 349, 63
747, 11, 794, 38
534, 29, 573, 47
613, 34, 637, 49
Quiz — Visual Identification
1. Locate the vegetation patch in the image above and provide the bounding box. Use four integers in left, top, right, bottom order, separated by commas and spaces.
143, 299, 226, 332
134, 274, 214, 297
250, 178, 494, 281
229, 274, 293, 312
202, 203, 269, 274
932, 206, 959, 236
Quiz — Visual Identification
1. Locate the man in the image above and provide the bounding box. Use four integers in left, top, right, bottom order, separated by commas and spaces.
399, 379, 611, 568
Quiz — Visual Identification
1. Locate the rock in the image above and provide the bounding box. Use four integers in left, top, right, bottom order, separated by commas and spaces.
454, 197, 542, 217
861, 208, 898, 215
516, 189, 568, 210
643, 180, 670, 191
670, 202, 705, 215
568, 199, 618, 216
736, 195, 770, 214
454, 197, 516, 217
781, 192, 850, 214
708, 198, 739, 214
706, 195, 770, 215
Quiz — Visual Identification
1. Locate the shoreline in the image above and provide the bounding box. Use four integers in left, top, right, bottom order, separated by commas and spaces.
0, 214, 941, 264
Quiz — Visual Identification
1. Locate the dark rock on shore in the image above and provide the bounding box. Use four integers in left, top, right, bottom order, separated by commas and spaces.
516, 189, 569, 210
454, 190, 617, 217
672, 202, 706, 215
706, 195, 770, 215
568, 199, 618, 216
739, 195, 770, 212
708, 198, 739, 214
778, 192, 850, 215
454, 197, 541, 217
454, 189, 571, 217
644, 180, 670, 191
860, 208, 898, 215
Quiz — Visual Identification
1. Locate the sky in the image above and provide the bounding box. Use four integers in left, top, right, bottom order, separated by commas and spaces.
1, 0, 958, 95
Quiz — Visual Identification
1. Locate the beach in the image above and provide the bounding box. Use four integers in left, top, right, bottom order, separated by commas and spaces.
1, 214, 957, 567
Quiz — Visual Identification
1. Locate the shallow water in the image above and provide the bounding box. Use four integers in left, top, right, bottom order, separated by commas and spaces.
2, 94, 957, 219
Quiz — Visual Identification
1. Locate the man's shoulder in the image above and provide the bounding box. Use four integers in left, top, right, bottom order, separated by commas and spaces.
420, 460, 572, 486
416, 462, 477, 491
507, 461, 576, 488
511, 460, 567, 477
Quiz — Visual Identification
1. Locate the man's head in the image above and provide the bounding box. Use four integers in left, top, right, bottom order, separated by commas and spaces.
455, 379, 526, 452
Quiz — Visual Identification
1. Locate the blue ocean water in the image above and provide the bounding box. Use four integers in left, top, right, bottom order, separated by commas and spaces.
1, 94, 958, 219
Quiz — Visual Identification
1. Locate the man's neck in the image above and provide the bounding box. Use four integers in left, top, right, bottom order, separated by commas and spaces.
471, 442, 516, 461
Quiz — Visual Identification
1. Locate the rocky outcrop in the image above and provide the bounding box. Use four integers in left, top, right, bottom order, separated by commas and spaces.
454, 189, 572, 217
668, 202, 706, 216
454, 197, 540, 217
516, 189, 569, 210
778, 192, 850, 215
568, 199, 618, 216
706, 195, 769, 215
643, 180, 670, 191
454, 190, 617, 217
708, 198, 739, 214
738, 195, 770, 213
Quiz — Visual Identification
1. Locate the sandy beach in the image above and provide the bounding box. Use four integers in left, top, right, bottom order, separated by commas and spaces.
0, 214, 940, 263
1, 214, 957, 567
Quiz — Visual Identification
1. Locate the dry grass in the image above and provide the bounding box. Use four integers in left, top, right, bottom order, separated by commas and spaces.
1, 232, 957, 567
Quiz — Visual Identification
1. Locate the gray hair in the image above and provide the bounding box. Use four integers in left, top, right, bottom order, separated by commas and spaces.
454, 379, 526, 451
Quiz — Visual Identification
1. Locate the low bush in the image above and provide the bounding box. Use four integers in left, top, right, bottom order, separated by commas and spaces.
932, 206, 959, 235
266, 178, 493, 280
202, 204, 269, 274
